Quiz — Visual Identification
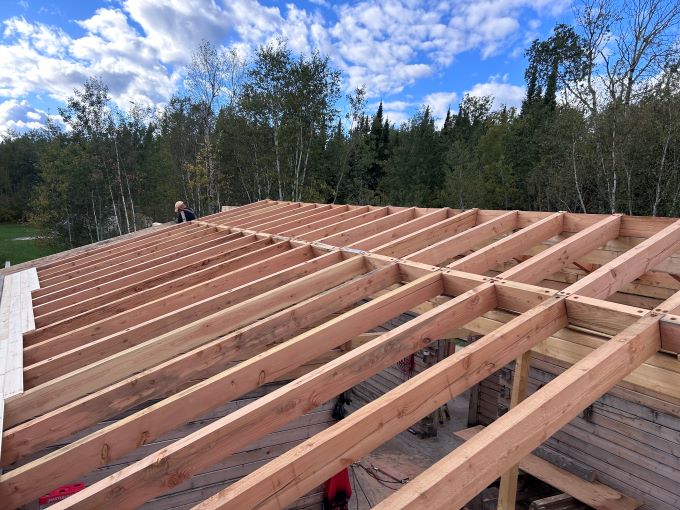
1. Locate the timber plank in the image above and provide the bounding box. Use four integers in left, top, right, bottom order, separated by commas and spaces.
406, 211, 518, 265
447, 212, 564, 274
455, 426, 640, 510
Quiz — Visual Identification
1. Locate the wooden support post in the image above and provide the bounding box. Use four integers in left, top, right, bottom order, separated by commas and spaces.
497, 351, 531, 510
455, 427, 640, 510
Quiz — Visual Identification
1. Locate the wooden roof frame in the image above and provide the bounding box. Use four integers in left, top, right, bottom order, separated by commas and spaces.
1, 199, 679, 509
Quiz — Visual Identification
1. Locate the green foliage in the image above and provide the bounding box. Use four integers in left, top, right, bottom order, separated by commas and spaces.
3, 21, 680, 250
0, 223, 59, 264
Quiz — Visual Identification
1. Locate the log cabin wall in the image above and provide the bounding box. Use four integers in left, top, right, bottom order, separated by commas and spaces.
471, 358, 680, 510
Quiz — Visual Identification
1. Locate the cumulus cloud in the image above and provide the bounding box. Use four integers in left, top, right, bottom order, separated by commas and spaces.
0, 0, 565, 131
423, 90, 458, 124
0, 99, 54, 135
466, 76, 525, 110
326, 0, 568, 97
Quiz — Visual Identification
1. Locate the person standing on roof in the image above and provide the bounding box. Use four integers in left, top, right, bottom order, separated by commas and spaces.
175, 201, 196, 223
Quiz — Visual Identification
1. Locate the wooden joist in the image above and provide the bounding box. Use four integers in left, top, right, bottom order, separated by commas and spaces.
372, 315, 660, 510
454, 427, 640, 510
2, 200, 680, 510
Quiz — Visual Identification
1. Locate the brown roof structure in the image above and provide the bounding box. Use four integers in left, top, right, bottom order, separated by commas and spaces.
1, 200, 679, 509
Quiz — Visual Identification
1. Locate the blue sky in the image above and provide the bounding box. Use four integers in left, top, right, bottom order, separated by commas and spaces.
0, 0, 573, 134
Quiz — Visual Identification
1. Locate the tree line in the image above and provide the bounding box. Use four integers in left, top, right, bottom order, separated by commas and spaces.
0, 0, 679, 248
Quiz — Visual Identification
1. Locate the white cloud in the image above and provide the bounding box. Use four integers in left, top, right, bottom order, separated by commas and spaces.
466, 78, 525, 110
382, 109, 410, 127
0, 99, 52, 135
326, 0, 569, 97
423, 90, 458, 124
0, 0, 566, 131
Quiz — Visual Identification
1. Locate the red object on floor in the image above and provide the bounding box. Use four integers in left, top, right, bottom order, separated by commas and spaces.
325, 467, 352, 501
39, 483, 86, 506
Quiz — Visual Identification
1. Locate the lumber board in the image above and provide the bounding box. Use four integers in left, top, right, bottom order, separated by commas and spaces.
373, 209, 479, 259
372, 315, 660, 510
191, 295, 567, 510
406, 210, 518, 265
447, 212, 564, 274
44, 281, 497, 509
455, 426, 640, 510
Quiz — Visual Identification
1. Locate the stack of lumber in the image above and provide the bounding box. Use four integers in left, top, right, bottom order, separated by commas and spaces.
0, 268, 39, 458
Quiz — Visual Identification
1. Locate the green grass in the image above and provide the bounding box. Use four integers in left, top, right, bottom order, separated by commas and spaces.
0, 224, 60, 266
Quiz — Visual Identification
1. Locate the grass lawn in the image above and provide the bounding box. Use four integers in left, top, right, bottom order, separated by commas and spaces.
0, 224, 60, 266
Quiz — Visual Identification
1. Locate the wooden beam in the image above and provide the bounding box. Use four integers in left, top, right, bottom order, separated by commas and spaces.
498, 214, 622, 284
462, 308, 680, 402
371, 315, 660, 510
23, 252, 356, 386
279, 206, 369, 237
249, 204, 336, 232
349, 208, 448, 251
3, 252, 357, 427
320, 208, 417, 247
406, 211, 518, 265
299, 207, 389, 241
35, 222, 198, 274
24, 246, 313, 364
37, 226, 232, 282
0, 266, 433, 507
497, 351, 531, 510
25, 242, 295, 343
455, 427, 641, 510
34, 229, 236, 296
198, 199, 274, 223
372, 209, 478, 259
566, 220, 680, 299
190, 294, 566, 510
266, 205, 349, 235
216, 202, 303, 228
46, 280, 500, 510
447, 212, 564, 274
2, 266, 401, 467
32, 236, 270, 317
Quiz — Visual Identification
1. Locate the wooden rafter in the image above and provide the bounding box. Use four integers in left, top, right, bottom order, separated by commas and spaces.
0, 199, 678, 510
